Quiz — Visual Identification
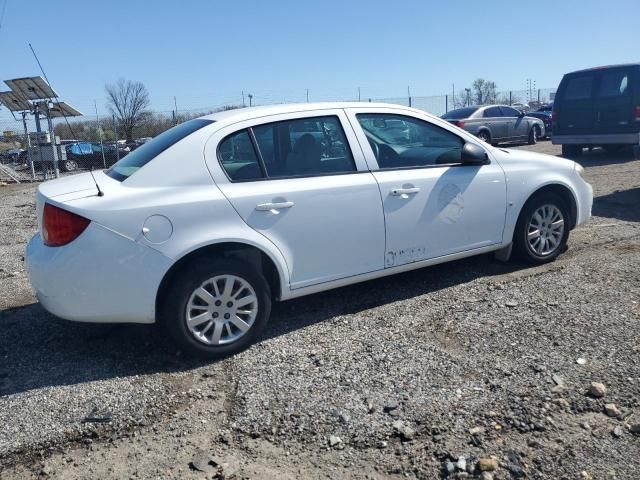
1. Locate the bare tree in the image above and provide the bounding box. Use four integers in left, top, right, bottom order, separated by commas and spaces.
472, 78, 497, 105
105, 79, 150, 142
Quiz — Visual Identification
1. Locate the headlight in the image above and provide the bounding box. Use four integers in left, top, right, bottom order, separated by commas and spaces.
574, 162, 585, 178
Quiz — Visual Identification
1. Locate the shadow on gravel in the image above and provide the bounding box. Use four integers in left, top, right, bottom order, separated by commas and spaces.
593, 187, 640, 222
0, 254, 523, 397
565, 147, 637, 167
0, 304, 209, 397
264, 253, 521, 341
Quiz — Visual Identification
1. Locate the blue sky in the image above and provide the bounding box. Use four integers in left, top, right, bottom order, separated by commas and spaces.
0, 0, 638, 117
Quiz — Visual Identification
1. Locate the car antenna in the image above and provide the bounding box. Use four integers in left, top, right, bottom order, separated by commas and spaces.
89, 166, 104, 197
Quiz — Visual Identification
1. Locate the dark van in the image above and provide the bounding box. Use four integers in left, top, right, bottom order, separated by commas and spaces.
552, 64, 640, 159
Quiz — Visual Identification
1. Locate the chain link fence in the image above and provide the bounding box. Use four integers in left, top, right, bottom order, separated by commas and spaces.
0, 87, 555, 183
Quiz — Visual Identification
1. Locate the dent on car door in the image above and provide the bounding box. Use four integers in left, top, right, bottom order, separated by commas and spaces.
206, 111, 386, 289
347, 110, 507, 265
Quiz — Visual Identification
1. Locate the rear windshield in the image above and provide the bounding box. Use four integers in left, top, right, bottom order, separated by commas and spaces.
441, 107, 478, 119
106, 119, 214, 181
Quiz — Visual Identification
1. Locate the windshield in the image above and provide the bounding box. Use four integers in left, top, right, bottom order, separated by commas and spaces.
106, 119, 214, 181
441, 107, 479, 119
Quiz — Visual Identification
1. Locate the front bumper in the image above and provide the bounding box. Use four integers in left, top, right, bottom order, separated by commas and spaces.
25, 222, 173, 324
553, 132, 640, 146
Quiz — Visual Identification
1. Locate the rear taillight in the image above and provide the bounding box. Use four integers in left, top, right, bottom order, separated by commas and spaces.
451, 120, 465, 128
634, 106, 640, 121
42, 203, 90, 247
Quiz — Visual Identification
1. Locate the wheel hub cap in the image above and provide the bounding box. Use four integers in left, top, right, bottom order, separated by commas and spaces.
186, 274, 258, 346
527, 204, 564, 256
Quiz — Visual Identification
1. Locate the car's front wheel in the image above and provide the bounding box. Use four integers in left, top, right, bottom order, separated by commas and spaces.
513, 193, 569, 264
62, 160, 78, 172
528, 126, 539, 145
161, 258, 272, 358
477, 130, 491, 144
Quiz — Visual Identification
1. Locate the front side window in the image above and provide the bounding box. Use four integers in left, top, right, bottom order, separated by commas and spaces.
599, 71, 629, 97
357, 114, 464, 169
483, 107, 503, 118
563, 75, 594, 100
500, 106, 522, 117
107, 119, 214, 181
218, 115, 356, 181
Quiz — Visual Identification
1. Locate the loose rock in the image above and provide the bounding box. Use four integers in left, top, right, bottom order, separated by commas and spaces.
478, 457, 499, 472
604, 403, 621, 418
588, 382, 607, 398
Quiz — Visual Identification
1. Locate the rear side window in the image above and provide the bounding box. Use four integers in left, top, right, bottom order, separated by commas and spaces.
500, 106, 521, 117
562, 75, 594, 100
483, 107, 502, 117
598, 70, 629, 97
441, 107, 479, 119
218, 115, 356, 181
106, 119, 214, 181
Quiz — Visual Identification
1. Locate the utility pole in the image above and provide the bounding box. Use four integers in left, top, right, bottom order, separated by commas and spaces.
112, 114, 120, 162
452, 83, 455, 107
248, 94, 253, 107
306, 88, 309, 103
94, 100, 106, 168
407, 85, 412, 107
242, 91, 245, 107
358, 87, 361, 102
174, 96, 179, 121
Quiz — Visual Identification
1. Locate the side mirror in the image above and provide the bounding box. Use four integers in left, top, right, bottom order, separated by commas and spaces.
518, 110, 526, 117
461, 142, 489, 164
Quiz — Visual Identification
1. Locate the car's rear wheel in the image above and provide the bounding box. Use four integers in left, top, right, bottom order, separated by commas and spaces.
161, 258, 271, 358
513, 193, 569, 264
477, 130, 491, 144
528, 126, 539, 145
561, 144, 582, 158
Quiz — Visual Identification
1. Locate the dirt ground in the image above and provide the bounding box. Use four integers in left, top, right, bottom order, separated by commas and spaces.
0, 142, 639, 479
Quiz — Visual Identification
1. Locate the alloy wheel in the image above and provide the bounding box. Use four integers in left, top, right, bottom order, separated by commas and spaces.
185, 274, 258, 346
527, 204, 564, 256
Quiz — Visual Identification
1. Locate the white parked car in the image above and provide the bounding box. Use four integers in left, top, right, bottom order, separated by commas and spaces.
25, 103, 593, 357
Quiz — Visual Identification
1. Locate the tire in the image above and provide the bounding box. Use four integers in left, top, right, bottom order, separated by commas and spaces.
477, 130, 491, 144
513, 192, 570, 264
62, 160, 78, 172
160, 258, 272, 358
561, 144, 582, 158
527, 126, 538, 145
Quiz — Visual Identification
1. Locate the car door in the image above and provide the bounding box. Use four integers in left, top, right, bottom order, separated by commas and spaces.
205, 110, 386, 289
346, 108, 507, 266
482, 106, 507, 141
501, 106, 528, 141
594, 67, 635, 134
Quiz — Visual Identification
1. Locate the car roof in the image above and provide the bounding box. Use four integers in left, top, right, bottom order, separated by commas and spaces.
199, 102, 425, 126
566, 63, 640, 75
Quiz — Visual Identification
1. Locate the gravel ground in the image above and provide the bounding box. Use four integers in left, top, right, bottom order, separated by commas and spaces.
1, 142, 639, 479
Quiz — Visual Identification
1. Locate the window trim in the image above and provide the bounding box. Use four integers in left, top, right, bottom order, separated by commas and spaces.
216, 114, 359, 183
355, 112, 480, 171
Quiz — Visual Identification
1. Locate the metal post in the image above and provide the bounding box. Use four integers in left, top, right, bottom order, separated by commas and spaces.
45, 102, 59, 178
358, 87, 361, 102
538, 89, 540, 103
174, 96, 178, 119
445, 95, 448, 113
22, 112, 35, 180
407, 86, 412, 107
112, 114, 120, 162
306, 89, 309, 103
509, 91, 512, 105
95, 100, 107, 168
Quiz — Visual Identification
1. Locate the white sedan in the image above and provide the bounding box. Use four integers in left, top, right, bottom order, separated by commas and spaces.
25, 103, 593, 357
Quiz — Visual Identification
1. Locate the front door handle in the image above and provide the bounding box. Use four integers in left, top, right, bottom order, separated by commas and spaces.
255, 201, 295, 213
390, 187, 420, 198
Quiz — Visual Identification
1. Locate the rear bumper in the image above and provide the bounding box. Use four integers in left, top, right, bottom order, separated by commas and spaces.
553, 132, 640, 145
25, 222, 173, 324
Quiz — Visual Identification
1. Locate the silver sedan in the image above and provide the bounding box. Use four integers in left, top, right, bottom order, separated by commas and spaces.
442, 105, 545, 146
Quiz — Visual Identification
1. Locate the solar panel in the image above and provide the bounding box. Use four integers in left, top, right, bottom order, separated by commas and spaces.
4, 76, 58, 100
0, 91, 32, 111
47, 101, 83, 117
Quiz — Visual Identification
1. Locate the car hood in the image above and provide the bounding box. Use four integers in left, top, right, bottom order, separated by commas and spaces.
495, 147, 576, 171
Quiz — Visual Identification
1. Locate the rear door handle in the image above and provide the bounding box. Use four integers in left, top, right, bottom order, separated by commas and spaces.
255, 201, 295, 212
390, 187, 420, 198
